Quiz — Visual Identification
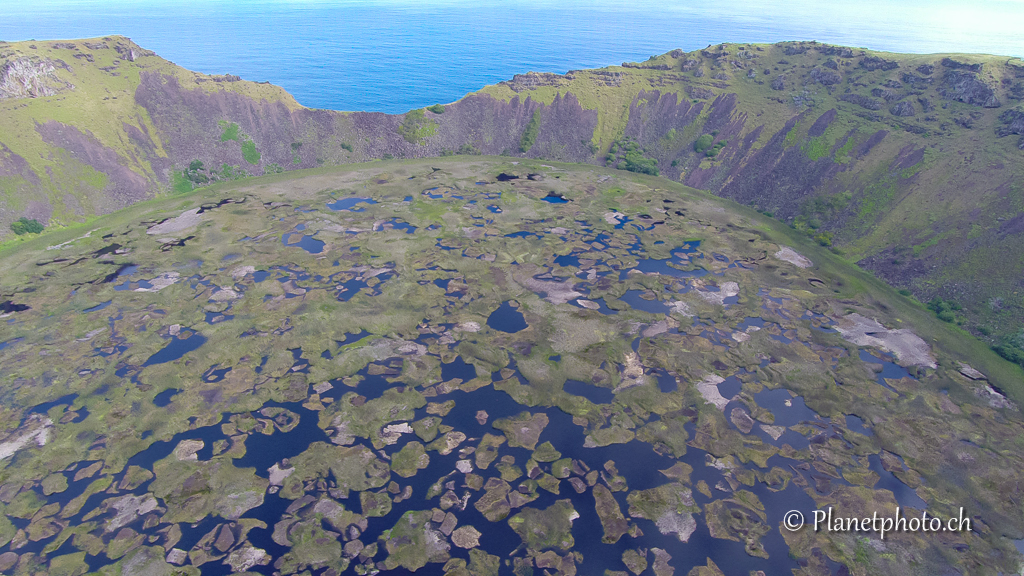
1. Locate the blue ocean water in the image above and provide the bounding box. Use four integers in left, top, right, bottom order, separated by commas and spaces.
2, 0, 1023, 113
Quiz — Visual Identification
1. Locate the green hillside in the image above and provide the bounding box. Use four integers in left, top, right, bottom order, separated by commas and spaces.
2, 36, 1024, 363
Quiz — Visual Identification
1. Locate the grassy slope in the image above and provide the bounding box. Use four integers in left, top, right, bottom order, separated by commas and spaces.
0, 36, 300, 224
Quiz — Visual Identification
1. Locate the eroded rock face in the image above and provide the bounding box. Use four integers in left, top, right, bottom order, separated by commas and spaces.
0, 415, 52, 461
225, 546, 271, 572
696, 375, 729, 410
147, 208, 203, 235
833, 313, 937, 368
0, 58, 74, 99
774, 246, 812, 268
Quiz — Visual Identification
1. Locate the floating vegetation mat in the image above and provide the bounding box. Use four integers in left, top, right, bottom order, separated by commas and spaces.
0, 160, 1020, 576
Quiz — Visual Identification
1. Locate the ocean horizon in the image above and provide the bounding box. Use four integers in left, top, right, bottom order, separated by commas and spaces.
3, 0, 1023, 113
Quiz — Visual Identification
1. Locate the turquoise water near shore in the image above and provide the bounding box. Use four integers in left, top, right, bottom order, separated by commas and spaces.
3, 0, 1023, 113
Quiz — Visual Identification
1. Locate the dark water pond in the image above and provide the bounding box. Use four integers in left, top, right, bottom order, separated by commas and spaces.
0, 337, 23, 352
29, 393, 79, 415
564, 379, 614, 404
618, 290, 668, 314
326, 197, 377, 211
153, 388, 180, 407
868, 454, 928, 509
753, 387, 818, 427
21, 349, 840, 576
114, 278, 156, 292
504, 230, 541, 239
486, 301, 527, 333
281, 233, 325, 254
858, 349, 915, 393
736, 316, 766, 331
395, 384, 812, 576
204, 310, 235, 324
554, 254, 580, 268
654, 369, 678, 393
632, 256, 709, 279
110, 263, 139, 281
142, 332, 208, 366
334, 271, 394, 302
382, 218, 417, 233
846, 414, 873, 436
83, 300, 112, 313
441, 356, 478, 381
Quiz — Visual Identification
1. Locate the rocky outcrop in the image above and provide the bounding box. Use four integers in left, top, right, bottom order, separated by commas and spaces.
996, 108, 1024, 136
809, 67, 842, 86
901, 72, 932, 88
941, 71, 1000, 108
997, 108, 1024, 148
941, 57, 983, 72
0, 57, 74, 99
890, 100, 916, 117
817, 45, 854, 58
859, 56, 898, 71
501, 72, 572, 93
689, 86, 714, 99
838, 93, 883, 110
872, 87, 902, 102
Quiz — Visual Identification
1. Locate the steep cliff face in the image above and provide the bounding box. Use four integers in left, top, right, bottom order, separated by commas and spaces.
1, 36, 1023, 341
134, 72, 600, 170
